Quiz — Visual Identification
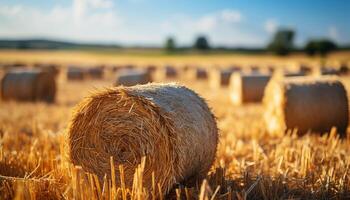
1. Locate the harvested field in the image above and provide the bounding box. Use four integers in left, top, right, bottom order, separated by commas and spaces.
0, 50, 350, 200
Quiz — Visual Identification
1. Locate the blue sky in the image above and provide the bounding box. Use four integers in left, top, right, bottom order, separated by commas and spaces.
0, 0, 349, 47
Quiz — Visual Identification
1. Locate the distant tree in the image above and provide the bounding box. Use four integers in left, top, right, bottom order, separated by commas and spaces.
193, 35, 210, 51
305, 39, 337, 57
164, 37, 176, 52
268, 29, 295, 56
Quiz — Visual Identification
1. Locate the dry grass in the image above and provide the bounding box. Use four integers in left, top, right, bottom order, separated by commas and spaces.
0, 51, 350, 199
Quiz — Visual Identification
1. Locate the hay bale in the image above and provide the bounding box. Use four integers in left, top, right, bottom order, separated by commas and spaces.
230, 73, 271, 105
339, 63, 349, 75
299, 64, 312, 74
192, 67, 208, 80
1, 69, 56, 103
210, 68, 233, 88
67, 66, 86, 81
284, 70, 306, 77
34, 63, 60, 77
115, 69, 152, 86
250, 65, 260, 74
263, 76, 348, 137
87, 66, 104, 79
320, 67, 340, 75
164, 66, 178, 78
146, 65, 157, 73
67, 83, 218, 195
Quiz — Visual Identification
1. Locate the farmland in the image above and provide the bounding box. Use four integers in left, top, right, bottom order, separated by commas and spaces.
0, 50, 350, 199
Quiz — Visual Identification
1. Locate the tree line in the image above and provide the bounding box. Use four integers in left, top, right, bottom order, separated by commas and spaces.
165, 29, 339, 57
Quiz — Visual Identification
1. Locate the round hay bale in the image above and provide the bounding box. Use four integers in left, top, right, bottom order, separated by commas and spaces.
299, 64, 312, 74
146, 65, 157, 73
284, 70, 306, 77
34, 63, 60, 77
67, 66, 86, 81
230, 73, 271, 105
115, 69, 152, 86
339, 63, 349, 75
164, 66, 178, 78
190, 67, 208, 80
250, 65, 260, 74
320, 67, 340, 76
87, 66, 104, 79
67, 83, 218, 195
230, 65, 241, 73
1, 69, 56, 103
263, 76, 348, 137
210, 68, 233, 88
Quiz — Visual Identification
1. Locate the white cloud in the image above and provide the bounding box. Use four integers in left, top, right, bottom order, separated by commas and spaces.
160, 10, 267, 47
264, 19, 278, 34
220, 9, 242, 23
197, 16, 217, 32
329, 26, 338, 41
73, 0, 114, 21
0, 1, 123, 42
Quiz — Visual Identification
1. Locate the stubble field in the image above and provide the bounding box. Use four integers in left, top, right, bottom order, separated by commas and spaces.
0, 50, 350, 200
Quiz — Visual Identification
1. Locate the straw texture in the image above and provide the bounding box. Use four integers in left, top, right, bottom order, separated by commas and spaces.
263, 76, 348, 137
1, 69, 56, 103
67, 83, 218, 195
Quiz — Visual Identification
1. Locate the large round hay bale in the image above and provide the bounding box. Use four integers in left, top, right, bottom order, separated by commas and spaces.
67, 66, 86, 81
87, 66, 104, 79
67, 83, 218, 195
115, 69, 152, 86
263, 76, 348, 137
230, 73, 271, 105
210, 68, 233, 88
1, 69, 56, 103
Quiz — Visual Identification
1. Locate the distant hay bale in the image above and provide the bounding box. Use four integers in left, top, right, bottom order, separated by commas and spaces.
87, 66, 104, 79
67, 83, 218, 195
339, 63, 349, 75
284, 70, 306, 77
299, 64, 312, 74
115, 69, 152, 86
164, 66, 178, 78
230, 65, 241, 73
1, 69, 56, 103
210, 68, 233, 88
230, 73, 271, 105
320, 67, 340, 75
250, 65, 260, 74
263, 76, 348, 137
190, 67, 208, 80
146, 65, 157, 73
67, 66, 86, 81
34, 63, 60, 77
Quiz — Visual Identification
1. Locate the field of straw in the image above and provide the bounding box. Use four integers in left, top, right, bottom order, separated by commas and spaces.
0, 50, 350, 200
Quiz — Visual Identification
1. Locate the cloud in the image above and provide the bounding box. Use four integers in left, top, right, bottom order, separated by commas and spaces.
0, 1, 123, 42
73, 0, 114, 21
160, 10, 267, 47
220, 9, 242, 23
264, 19, 278, 34
328, 26, 338, 41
